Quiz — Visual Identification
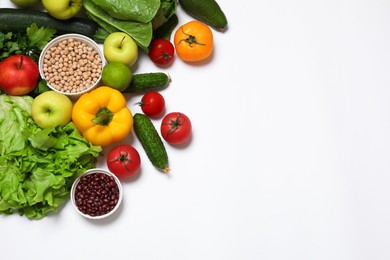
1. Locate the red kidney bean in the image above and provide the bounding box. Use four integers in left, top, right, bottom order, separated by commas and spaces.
74, 172, 120, 217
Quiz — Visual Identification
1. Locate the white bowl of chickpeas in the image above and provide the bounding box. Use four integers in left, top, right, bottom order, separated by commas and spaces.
39, 34, 104, 99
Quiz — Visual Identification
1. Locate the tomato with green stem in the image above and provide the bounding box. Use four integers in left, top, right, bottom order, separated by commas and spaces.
148, 38, 175, 66
160, 112, 192, 145
174, 20, 214, 62
136, 91, 165, 116
107, 145, 141, 178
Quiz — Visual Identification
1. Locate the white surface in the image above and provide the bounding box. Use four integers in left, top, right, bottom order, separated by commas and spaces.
1, 1, 390, 259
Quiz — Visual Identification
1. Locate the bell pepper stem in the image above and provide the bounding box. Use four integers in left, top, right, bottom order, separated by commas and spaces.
92, 107, 113, 125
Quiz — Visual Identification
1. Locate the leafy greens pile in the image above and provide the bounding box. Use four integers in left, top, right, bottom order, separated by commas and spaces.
0, 95, 102, 220
84, 0, 178, 52
0, 23, 56, 63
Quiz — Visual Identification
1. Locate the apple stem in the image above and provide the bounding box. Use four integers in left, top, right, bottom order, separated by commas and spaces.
18, 55, 23, 70
121, 36, 126, 46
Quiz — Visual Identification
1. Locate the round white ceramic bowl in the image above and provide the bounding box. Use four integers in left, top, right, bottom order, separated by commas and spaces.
38, 33, 104, 100
70, 168, 123, 220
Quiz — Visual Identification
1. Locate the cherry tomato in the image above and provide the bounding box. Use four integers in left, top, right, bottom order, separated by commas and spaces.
160, 112, 192, 145
138, 91, 165, 116
107, 145, 141, 178
174, 20, 214, 62
148, 38, 175, 66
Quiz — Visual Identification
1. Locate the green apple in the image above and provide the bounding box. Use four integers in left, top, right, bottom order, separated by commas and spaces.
103, 32, 138, 67
10, 0, 40, 7
32, 91, 73, 129
101, 62, 133, 91
42, 0, 82, 20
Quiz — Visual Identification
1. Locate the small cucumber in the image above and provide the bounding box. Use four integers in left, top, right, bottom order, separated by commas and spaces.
123, 72, 170, 93
133, 113, 170, 173
178, 0, 228, 31
0, 8, 100, 40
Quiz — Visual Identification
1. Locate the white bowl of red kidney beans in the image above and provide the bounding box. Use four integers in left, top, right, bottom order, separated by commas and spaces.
71, 168, 123, 220
38, 33, 104, 100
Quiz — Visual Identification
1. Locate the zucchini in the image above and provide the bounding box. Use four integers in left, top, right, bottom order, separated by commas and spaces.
133, 113, 170, 173
0, 8, 100, 40
123, 72, 170, 93
178, 0, 228, 31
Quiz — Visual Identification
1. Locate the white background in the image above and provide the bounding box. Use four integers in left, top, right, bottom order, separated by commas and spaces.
1, 0, 390, 259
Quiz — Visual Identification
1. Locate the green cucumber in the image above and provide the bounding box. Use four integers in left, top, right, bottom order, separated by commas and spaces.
0, 8, 100, 40
178, 0, 228, 31
123, 72, 170, 93
133, 113, 170, 173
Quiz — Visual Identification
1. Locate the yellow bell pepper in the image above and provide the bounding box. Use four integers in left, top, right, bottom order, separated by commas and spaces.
72, 86, 133, 146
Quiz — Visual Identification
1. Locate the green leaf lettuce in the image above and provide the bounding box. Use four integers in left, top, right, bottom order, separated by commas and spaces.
0, 95, 102, 220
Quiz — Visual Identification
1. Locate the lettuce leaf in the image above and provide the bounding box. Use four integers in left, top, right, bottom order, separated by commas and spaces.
0, 95, 102, 220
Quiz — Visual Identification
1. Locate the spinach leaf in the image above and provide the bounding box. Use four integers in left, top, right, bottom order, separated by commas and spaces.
92, 0, 160, 23
153, 14, 178, 41
84, 0, 153, 52
152, 0, 177, 31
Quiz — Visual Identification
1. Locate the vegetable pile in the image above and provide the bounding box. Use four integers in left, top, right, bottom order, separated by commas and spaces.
0, 95, 102, 219
0, 0, 228, 220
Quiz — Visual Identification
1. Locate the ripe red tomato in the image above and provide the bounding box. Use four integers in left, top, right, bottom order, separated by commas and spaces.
138, 91, 165, 116
107, 145, 141, 178
160, 112, 192, 145
148, 38, 175, 66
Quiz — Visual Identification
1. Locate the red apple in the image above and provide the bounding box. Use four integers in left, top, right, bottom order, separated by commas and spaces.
0, 55, 39, 96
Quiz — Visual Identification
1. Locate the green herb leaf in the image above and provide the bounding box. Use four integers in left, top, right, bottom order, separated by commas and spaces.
0, 23, 56, 62
26, 23, 56, 50
31, 80, 51, 97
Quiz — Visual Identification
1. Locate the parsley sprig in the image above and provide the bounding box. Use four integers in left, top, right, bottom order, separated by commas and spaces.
0, 23, 56, 63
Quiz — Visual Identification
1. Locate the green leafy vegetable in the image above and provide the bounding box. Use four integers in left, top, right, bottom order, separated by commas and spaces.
92, 0, 160, 23
84, 0, 153, 52
26, 23, 56, 51
31, 80, 51, 97
153, 13, 178, 40
152, 0, 176, 30
93, 27, 111, 43
84, 0, 177, 52
0, 95, 102, 220
0, 23, 56, 62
